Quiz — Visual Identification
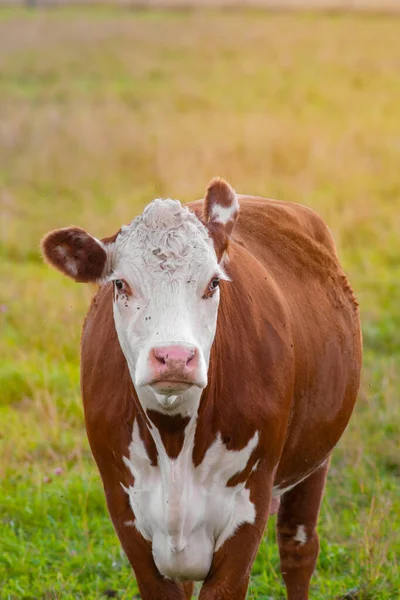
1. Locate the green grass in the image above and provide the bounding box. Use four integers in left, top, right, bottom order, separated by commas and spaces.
0, 7, 399, 599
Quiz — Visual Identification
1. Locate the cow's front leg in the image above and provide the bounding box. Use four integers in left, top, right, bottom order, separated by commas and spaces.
103, 482, 190, 600
199, 469, 273, 600
277, 460, 330, 600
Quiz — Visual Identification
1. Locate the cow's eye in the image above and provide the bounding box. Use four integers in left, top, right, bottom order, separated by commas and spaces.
202, 277, 220, 299
114, 279, 133, 298
210, 278, 220, 290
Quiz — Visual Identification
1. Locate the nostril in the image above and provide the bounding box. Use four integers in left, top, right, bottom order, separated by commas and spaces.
153, 349, 167, 365
186, 349, 196, 365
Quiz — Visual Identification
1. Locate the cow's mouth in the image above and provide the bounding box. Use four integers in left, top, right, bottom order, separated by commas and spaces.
150, 380, 193, 395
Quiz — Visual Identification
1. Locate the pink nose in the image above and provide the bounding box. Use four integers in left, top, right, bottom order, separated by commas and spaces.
149, 345, 198, 379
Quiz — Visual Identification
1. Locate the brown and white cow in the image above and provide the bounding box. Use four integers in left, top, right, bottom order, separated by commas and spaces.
42, 178, 362, 600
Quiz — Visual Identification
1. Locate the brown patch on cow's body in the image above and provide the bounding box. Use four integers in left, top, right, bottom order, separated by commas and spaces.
146, 410, 190, 460
78, 194, 361, 600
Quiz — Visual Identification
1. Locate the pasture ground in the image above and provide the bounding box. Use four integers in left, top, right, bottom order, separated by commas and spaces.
0, 7, 399, 600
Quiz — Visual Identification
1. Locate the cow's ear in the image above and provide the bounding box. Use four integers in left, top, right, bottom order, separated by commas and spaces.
203, 178, 239, 260
41, 226, 115, 283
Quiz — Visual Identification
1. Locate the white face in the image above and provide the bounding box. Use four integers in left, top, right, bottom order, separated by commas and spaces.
107, 199, 227, 414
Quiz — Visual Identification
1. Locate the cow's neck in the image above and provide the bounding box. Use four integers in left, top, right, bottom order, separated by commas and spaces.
146, 409, 192, 460
130, 384, 218, 468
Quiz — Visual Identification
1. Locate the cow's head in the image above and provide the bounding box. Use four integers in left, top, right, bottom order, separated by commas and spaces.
42, 178, 239, 414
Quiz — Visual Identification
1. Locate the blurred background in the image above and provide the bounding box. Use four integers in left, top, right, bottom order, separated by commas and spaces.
0, 2, 399, 599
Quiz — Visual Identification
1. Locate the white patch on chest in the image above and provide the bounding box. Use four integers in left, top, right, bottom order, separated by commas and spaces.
122, 418, 258, 581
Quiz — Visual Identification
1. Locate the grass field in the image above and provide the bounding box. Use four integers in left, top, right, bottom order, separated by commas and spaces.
1, 7, 400, 600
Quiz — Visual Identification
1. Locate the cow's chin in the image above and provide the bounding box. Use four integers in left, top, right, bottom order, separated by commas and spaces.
153, 392, 183, 411
147, 379, 204, 412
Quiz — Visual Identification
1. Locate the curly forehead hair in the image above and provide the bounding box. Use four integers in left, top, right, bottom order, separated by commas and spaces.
115, 199, 213, 273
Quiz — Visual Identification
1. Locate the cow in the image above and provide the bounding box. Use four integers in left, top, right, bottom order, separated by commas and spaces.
41, 178, 362, 600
